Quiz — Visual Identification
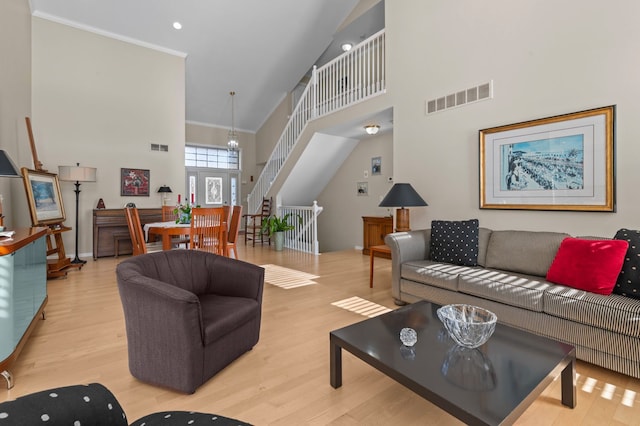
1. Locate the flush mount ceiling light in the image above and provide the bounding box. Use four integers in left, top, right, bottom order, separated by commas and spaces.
341, 43, 353, 52
227, 91, 239, 152
172, 22, 182, 30
364, 124, 380, 135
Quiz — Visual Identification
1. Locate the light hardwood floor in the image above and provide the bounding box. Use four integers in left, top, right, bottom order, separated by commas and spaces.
2, 244, 640, 425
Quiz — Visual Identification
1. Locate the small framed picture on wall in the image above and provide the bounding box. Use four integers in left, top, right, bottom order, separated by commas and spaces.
371, 157, 381, 175
357, 181, 368, 196
121, 168, 150, 196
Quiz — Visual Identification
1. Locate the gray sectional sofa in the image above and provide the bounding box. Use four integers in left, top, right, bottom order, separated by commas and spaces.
385, 227, 640, 379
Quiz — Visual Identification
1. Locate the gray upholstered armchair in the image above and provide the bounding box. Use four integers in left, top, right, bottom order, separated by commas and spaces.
116, 250, 265, 394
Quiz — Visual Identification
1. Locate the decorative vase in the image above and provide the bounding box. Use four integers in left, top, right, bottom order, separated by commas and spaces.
274, 231, 284, 251
179, 212, 191, 224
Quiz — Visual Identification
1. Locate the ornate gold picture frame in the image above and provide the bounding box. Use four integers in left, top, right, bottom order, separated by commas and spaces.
479, 105, 615, 211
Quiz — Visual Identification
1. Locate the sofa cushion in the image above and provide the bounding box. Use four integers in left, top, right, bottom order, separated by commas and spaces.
457, 269, 552, 312
0, 383, 128, 426
613, 228, 640, 299
485, 230, 569, 277
131, 412, 252, 426
546, 238, 628, 295
544, 285, 640, 338
429, 219, 479, 266
477, 227, 492, 267
199, 295, 261, 345
401, 260, 476, 291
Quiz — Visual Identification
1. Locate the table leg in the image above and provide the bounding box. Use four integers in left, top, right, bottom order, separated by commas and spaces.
330, 339, 342, 388
162, 233, 173, 250
369, 250, 375, 288
561, 356, 576, 408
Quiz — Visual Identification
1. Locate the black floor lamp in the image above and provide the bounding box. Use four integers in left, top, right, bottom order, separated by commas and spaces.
58, 163, 97, 264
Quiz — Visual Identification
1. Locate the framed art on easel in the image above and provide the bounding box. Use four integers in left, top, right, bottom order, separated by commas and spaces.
21, 168, 66, 226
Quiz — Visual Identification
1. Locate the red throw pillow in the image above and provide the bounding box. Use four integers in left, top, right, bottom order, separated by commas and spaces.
546, 237, 629, 295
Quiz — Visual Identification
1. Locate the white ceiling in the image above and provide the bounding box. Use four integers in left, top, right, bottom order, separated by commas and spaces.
29, 0, 385, 133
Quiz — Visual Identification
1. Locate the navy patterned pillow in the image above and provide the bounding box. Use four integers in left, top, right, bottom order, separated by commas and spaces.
430, 219, 479, 266
613, 228, 640, 299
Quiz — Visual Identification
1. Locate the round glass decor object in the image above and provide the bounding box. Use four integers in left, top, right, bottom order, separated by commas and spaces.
399, 327, 418, 347
437, 304, 497, 349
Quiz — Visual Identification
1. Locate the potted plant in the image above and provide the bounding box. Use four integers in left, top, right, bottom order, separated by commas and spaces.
173, 202, 200, 224
261, 213, 301, 251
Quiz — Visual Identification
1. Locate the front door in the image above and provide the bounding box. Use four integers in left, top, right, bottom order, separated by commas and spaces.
185, 168, 240, 208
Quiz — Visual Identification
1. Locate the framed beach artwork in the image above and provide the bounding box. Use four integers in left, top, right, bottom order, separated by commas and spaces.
121, 168, 150, 196
479, 105, 615, 211
22, 168, 66, 225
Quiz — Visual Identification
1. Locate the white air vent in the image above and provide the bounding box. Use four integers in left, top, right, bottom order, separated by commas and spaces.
151, 144, 169, 152
426, 80, 493, 115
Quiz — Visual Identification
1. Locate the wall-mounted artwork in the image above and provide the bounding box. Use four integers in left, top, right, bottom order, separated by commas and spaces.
479, 105, 615, 212
22, 168, 66, 226
371, 156, 382, 175
357, 181, 368, 196
121, 168, 150, 196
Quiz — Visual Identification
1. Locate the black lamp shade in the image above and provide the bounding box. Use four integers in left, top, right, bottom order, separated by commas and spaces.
0, 150, 20, 177
379, 183, 427, 208
157, 185, 173, 193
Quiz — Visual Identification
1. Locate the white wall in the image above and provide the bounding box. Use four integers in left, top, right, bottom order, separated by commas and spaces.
387, 0, 640, 236
0, 0, 32, 229
317, 130, 393, 252
32, 17, 186, 257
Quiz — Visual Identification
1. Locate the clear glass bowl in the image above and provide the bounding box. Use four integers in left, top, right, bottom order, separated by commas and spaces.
437, 304, 497, 349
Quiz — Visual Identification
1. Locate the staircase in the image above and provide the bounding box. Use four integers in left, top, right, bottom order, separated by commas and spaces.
247, 29, 386, 253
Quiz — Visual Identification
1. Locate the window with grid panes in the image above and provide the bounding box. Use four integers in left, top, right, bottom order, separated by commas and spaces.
185, 145, 239, 169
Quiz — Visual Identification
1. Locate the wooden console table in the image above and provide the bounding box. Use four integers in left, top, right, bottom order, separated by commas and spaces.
362, 216, 393, 256
93, 208, 162, 259
0, 227, 48, 389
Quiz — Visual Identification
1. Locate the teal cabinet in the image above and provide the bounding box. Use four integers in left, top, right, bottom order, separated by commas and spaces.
0, 228, 47, 389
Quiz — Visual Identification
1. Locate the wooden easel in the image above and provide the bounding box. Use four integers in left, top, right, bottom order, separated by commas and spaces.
24, 117, 82, 279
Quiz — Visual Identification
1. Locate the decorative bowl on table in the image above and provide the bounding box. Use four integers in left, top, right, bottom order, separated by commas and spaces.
436, 304, 497, 349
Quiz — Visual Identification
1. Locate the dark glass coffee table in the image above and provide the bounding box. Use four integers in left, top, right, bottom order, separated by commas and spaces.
330, 300, 576, 425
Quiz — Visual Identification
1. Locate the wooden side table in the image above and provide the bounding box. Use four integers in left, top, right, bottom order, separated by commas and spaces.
369, 244, 391, 288
362, 216, 393, 255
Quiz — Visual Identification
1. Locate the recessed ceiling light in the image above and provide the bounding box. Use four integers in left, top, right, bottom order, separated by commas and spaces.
341, 43, 353, 52
173, 22, 182, 30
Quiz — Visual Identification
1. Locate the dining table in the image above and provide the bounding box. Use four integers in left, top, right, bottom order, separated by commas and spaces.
143, 221, 191, 250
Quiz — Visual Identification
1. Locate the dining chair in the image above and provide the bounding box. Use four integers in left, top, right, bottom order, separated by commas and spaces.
243, 197, 271, 246
161, 205, 189, 248
225, 205, 242, 259
190, 207, 227, 255
161, 205, 178, 221
124, 207, 163, 255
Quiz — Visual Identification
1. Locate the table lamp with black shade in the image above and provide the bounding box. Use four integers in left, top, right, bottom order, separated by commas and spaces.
378, 183, 428, 232
58, 163, 97, 264
0, 150, 22, 229
157, 185, 172, 206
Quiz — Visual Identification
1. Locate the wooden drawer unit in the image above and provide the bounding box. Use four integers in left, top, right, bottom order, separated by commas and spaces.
362, 216, 393, 256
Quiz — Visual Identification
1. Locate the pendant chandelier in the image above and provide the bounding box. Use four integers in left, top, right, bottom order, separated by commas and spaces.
227, 91, 239, 152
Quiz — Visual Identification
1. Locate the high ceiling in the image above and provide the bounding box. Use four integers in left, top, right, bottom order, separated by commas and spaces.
27, 0, 386, 133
